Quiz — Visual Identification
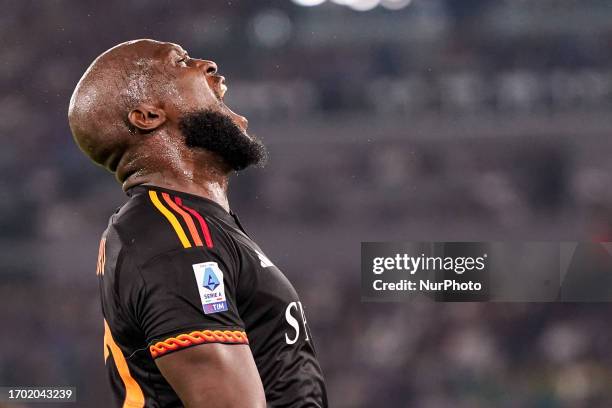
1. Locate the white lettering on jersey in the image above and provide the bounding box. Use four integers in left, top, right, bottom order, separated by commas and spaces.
298, 301, 310, 342
285, 302, 300, 345
284, 301, 309, 345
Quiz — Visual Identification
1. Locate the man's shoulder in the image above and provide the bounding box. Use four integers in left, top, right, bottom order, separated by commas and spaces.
105, 188, 236, 266
105, 189, 190, 263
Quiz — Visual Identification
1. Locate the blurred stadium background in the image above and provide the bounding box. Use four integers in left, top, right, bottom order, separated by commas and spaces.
2, 0, 612, 406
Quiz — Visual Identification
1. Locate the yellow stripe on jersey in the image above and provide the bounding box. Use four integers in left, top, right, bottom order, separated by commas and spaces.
104, 320, 145, 408
148, 190, 191, 248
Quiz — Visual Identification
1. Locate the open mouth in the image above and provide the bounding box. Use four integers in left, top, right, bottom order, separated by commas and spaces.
211, 75, 227, 100
213, 75, 249, 133
219, 80, 228, 99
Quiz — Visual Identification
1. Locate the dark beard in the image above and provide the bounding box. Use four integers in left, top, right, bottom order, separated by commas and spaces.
178, 110, 267, 171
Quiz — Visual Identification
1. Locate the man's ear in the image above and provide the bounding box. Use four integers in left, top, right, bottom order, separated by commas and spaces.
128, 104, 167, 131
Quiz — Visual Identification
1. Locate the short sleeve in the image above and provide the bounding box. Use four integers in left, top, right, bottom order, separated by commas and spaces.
126, 246, 248, 359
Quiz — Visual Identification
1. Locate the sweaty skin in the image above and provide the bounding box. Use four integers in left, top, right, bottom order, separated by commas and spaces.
68, 39, 248, 212
68, 39, 265, 407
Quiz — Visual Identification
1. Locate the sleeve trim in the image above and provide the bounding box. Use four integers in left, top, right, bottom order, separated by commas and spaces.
149, 330, 249, 359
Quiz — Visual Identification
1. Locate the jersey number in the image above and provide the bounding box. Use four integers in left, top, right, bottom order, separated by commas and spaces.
284, 301, 310, 345
103, 320, 145, 407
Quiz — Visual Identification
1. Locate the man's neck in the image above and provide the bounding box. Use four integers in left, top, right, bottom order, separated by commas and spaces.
120, 151, 232, 212
135, 176, 231, 212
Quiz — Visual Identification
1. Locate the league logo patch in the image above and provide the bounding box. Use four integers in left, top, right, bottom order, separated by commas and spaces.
203, 267, 220, 291
192, 262, 228, 314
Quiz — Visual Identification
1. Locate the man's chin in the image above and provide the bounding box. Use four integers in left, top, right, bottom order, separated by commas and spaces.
240, 129, 254, 141
179, 109, 267, 171
220, 103, 249, 133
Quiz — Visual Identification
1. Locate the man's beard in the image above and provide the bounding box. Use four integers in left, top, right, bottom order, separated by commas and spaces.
178, 109, 267, 171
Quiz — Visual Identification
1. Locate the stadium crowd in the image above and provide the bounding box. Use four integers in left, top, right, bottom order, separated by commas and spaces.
2, 0, 612, 406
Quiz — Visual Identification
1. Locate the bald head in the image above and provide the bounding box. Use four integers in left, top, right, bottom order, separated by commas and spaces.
68, 39, 263, 191
68, 39, 179, 172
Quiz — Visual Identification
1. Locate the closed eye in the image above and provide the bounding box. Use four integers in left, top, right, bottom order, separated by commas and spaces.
177, 57, 189, 67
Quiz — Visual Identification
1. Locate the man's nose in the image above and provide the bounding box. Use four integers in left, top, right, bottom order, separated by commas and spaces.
195, 59, 217, 75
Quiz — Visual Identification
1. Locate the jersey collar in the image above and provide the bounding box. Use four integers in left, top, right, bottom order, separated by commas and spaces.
127, 184, 239, 225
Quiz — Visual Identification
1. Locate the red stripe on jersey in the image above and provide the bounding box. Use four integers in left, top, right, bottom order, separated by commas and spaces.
174, 197, 214, 249
161, 193, 203, 247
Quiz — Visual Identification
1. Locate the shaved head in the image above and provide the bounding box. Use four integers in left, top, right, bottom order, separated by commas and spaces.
68, 39, 177, 171
68, 39, 262, 189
